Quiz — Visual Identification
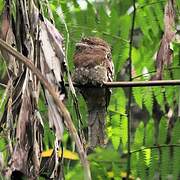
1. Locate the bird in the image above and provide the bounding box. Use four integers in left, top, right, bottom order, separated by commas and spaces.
72, 37, 114, 150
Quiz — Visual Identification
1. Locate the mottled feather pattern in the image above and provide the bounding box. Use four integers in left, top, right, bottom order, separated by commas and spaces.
73, 37, 114, 149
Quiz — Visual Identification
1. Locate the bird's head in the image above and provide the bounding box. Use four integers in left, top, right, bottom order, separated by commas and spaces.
73, 37, 112, 68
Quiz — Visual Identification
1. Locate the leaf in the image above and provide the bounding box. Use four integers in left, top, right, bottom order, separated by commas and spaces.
142, 87, 153, 115
137, 151, 148, 179
111, 114, 121, 150
133, 122, 144, 149
158, 117, 168, 144
143, 149, 151, 167
41, 148, 79, 160
39, 18, 67, 140
145, 119, 154, 146
153, 87, 164, 112
0, 1, 17, 75
133, 87, 143, 108
148, 149, 159, 179
160, 148, 171, 179
120, 115, 128, 149
172, 119, 180, 144
45, 89, 64, 140
109, 88, 126, 115
172, 147, 180, 179
153, 0, 176, 80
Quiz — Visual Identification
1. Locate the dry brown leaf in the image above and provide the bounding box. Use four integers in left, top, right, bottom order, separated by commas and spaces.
39, 19, 66, 140
10, 91, 32, 174
0, 2, 18, 76
153, 0, 176, 80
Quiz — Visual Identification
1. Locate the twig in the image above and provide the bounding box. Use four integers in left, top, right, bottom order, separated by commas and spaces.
0, 38, 91, 180
130, 144, 180, 154
57, 4, 86, 149
132, 66, 180, 80
103, 80, 180, 87
65, 80, 180, 88
0, 82, 7, 88
127, 0, 136, 179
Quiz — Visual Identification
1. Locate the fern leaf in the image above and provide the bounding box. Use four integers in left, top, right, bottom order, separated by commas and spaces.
158, 117, 168, 144
172, 119, 180, 144
143, 87, 153, 115
133, 121, 144, 149
120, 115, 128, 150
148, 149, 159, 180
143, 149, 151, 167
172, 147, 180, 179
111, 114, 121, 150
145, 119, 154, 146
133, 87, 143, 108
160, 148, 170, 179
137, 151, 148, 179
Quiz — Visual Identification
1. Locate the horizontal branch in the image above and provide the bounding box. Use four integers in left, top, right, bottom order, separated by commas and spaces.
69, 80, 180, 88
104, 80, 180, 87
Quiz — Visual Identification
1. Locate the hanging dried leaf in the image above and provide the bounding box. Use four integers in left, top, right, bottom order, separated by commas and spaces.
0, 1, 18, 76
0, 0, 77, 179
153, 0, 176, 80
39, 18, 66, 140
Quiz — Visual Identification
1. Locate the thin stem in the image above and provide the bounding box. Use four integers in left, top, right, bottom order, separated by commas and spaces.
64, 80, 180, 88
132, 66, 180, 80
0, 83, 7, 88
103, 80, 180, 87
127, 0, 136, 179
58, 3, 85, 146
130, 144, 180, 154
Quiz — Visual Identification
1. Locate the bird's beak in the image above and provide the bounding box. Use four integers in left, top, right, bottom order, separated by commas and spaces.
75, 42, 89, 48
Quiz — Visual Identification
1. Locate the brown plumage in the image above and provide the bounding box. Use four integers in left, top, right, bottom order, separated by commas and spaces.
73, 37, 114, 149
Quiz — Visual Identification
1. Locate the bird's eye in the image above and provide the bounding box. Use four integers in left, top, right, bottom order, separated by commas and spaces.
107, 53, 112, 60
76, 45, 81, 51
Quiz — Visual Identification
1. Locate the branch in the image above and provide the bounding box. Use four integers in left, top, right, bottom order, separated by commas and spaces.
130, 144, 180, 154
0, 38, 91, 180
103, 80, 180, 87
127, 0, 136, 178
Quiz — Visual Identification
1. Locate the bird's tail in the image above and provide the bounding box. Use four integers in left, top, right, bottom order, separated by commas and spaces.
88, 106, 106, 149
80, 87, 109, 150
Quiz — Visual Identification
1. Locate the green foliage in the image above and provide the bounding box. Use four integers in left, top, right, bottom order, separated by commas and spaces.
107, 89, 127, 150
0, 0, 179, 179
133, 121, 144, 149
133, 87, 143, 108
145, 119, 154, 146
158, 117, 168, 144
142, 87, 153, 115
130, 119, 180, 179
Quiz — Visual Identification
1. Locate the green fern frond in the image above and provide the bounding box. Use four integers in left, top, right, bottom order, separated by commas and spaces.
133, 122, 144, 149
152, 87, 164, 112
160, 148, 171, 179
172, 147, 180, 179
111, 114, 121, 150
145, 119, 154, 146
172, 119, 180, 144
148, 149, 159, 180
137, 151, 148, 179
120, 115, 128, 150
158, 117, 168, 144
133, 87, 143, 108
109, 89, 126, 115
143, 149, 151, 167
142, 87, 153, 115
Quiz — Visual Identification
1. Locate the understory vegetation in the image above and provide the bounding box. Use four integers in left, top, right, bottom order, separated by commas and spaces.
0, 0, 179, 179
